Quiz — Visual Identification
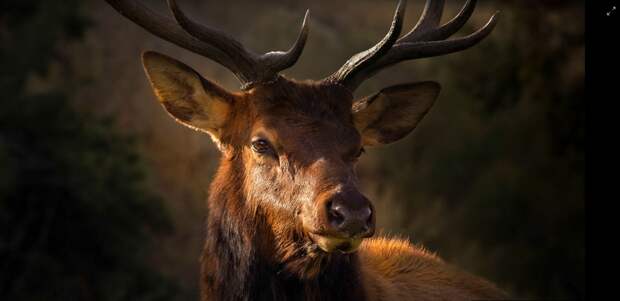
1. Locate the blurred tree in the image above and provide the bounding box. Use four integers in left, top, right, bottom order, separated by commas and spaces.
370, 1, 584, 299
0, 0, 180, 299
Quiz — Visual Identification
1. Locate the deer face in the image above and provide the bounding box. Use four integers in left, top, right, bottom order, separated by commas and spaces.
142, 52, 440, 255
242, 80, 372, 254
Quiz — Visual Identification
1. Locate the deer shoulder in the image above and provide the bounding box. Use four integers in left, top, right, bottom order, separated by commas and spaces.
358, 237, 508, 301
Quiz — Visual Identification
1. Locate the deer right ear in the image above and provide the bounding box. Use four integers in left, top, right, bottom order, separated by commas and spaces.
141, 51, 233, 141
352, 82, 440, 146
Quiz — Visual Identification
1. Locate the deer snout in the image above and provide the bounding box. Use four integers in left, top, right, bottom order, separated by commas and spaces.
322, 190, 375, 239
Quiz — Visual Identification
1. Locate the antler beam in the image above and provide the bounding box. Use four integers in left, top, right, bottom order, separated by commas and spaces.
105, 0, 310, 88
326, 0, 499, 92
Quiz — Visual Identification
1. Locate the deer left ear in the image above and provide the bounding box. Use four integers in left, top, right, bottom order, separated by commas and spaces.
352, 82, 440, 146
141, 51, 233, 142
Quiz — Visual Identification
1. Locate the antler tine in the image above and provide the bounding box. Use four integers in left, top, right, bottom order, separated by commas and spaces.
327, 0, 406, 87
106, 0, 311, 87
105, 0, 238, 74
348, 12, 498, 90
427, 0, 478, 41
263, 10, 311, 73
400, 0, 477, 43
401, 0, 445, 41
325, 0, 499, 92
167, 0, 257, 75
384, 12, 499, 63
168, 0, 310, 84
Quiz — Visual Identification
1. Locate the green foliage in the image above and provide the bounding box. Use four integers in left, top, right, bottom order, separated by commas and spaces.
0, 0, 180, 299
371, 2, 584, 299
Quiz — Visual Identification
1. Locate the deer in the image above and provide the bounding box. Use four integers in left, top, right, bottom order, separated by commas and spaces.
105, 0, 507, 300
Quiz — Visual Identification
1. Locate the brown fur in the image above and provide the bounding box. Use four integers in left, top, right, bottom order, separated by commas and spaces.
140, 52, 508, 300
359, 238, 507, 300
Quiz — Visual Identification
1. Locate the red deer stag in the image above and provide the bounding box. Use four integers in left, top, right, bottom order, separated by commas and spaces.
105, 0, 507, 300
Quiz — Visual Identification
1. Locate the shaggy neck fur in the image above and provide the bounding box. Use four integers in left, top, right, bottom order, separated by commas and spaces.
200, 155, 367, 301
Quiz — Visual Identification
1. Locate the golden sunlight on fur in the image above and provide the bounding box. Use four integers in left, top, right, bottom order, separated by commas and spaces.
358, 237, 508, 301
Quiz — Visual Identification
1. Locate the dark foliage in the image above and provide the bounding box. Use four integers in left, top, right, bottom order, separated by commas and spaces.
0, 0, 179, 299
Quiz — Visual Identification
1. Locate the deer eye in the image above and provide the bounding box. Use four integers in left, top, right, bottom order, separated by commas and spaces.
251, 138, 274, 155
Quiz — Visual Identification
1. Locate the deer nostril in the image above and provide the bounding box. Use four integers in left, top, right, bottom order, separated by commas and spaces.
327, 201, 346, 226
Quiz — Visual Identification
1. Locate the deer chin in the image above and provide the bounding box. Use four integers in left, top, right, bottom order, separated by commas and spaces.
308, 233, 363, 254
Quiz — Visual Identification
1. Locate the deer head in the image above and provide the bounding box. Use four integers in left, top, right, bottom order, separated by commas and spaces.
106, 0, 498, 278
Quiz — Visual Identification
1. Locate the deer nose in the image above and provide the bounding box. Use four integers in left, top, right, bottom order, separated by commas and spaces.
325, 191, 374, 238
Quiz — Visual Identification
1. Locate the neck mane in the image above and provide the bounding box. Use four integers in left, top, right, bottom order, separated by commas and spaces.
200, 156, 367, 301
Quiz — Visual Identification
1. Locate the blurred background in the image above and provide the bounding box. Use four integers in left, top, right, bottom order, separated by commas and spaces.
0, 0, 584, 300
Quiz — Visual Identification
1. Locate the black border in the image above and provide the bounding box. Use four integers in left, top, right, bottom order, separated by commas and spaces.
585, 1, 617, 300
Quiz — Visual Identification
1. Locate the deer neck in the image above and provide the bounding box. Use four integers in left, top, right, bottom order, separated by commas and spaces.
200, 157, 367, 301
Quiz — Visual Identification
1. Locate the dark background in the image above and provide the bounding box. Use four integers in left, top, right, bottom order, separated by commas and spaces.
0, 0, 585, 300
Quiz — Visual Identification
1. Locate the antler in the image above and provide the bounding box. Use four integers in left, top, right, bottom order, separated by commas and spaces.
326, 0, 499, 92
105, 0, 310, 88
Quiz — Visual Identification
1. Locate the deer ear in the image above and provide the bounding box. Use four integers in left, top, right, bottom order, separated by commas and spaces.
352, 82, 440, 146
141, 51, 233, 140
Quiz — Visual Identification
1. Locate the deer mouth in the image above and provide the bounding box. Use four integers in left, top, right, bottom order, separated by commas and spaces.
308, 233, 363, 254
